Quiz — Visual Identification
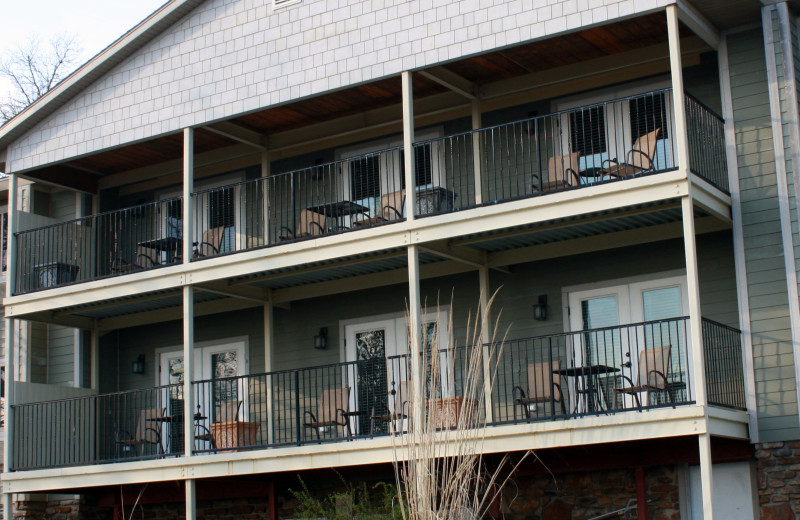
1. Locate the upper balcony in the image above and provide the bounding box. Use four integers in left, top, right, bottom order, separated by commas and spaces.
10, 89, 727, 297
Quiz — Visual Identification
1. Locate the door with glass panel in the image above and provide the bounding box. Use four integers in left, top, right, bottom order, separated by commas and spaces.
345, 319, 398, 435
568, 286, 630, 411
569, 275, 688, 410
158, 341, 247, 449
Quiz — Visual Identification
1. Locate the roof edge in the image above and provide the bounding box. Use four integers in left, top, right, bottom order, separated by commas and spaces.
0, 0, 206, 159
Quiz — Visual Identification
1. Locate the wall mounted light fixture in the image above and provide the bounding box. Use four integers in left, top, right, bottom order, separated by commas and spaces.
132, 354, 145, 375
314, 327, 328, 349
533, 295, 548, 321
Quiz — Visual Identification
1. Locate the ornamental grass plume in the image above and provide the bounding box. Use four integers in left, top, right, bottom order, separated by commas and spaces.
393, 292, 531, 520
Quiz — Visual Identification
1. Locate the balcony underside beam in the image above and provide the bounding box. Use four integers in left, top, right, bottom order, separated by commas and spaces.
1, 406, 747, 494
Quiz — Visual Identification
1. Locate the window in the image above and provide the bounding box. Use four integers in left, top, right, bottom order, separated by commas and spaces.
273, 0, 301, 8
629, 92, 669, 141
400, 144, 434, 188
349, 155, 381, 201
569, 106, 607, 159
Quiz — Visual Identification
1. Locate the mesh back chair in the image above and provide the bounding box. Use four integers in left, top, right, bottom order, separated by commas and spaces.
303, 387, 351, 440
280, 209, 327, 240
513, 361, 565, 419
195, 226, 225, 258
354, 189, 406, 227
116, 407, 166, 457
602, 128, 661, 178
535, 152, 581, 192
615, 345, 671, 409
371, 380, 410, 433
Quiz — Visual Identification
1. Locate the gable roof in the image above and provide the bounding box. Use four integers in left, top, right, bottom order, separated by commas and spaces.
0, 0, 205, 153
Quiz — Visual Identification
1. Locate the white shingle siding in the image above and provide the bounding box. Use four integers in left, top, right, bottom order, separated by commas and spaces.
8, 0, 671, 172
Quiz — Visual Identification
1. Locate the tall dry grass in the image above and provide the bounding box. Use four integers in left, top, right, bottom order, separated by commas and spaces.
393, 294, 531, 519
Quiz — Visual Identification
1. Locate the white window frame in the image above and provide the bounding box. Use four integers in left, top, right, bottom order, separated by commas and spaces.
555, 78, 674, 174
336, 128, 444, 220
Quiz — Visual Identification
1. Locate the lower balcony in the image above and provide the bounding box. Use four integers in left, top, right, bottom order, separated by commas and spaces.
9, 317, 745, 472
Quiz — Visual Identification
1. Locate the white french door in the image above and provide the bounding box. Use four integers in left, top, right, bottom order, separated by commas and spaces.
343, 310, 449, 432
158, 340, 248, 446
568, 274, 690, 408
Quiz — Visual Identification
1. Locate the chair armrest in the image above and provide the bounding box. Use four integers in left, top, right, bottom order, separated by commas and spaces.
303, 410, 317, 425
565, 167, 580, 186
616, 374, 636, 390
136, 253, 157, 267
115, 429, 134, 442
512, 385, 527, 403
552, 382, 563, 403
308, 221, 326, 235
279, 226, 295, 240
646, 369, 668, 389
626, 149, 654, 170
601, 158, 619, 169
383, 205, 403, 220
335, 408, 349, 426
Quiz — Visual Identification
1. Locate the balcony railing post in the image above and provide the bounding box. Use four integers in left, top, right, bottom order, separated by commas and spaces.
294, 370, 301, 446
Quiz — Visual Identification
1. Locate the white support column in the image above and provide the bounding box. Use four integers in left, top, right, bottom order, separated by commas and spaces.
407, 244, 424, 506
478, 266, 493, 423
183, 286, 195, 457
264, 296, 274, 444
698, 432, 715, 520
183, 128, 194, 263
472, 101, 483, 205
185, 478, 197, 520
667, 5, 690, 174
3, 173, 18, 519
261, 150, 271, 246
402, 71, 416, 221
90, 321, 100, 391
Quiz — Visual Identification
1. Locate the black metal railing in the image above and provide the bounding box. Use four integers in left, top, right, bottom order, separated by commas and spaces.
10, 318, 748, 471
702, 318, 746, 409
11, 383, 183, 471
491, 318, 693, 423
686, 94, 728, 191
11, 90, 728, 291
14, 197, 183, 294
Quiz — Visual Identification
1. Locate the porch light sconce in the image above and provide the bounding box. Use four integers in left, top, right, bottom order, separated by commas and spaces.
132, 354, 145, 375
533, 295, 548, 321
314, 327, 328, 350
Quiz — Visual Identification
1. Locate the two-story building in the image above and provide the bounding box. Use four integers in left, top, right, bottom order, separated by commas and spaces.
0, 0, 799, 518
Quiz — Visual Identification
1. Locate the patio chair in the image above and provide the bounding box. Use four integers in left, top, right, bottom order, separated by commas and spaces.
615, 345, 671, 409
279, 209, 327, 240
371, 380, 410, 433
116, 407, 166, 457
194, 226, 225, 258
303, 387, 351, 440
601, 128, 661, 178
135, 245, 159, 268
354, 190, 406, 227
513, 361, 565, 419
534, 152, 580, 192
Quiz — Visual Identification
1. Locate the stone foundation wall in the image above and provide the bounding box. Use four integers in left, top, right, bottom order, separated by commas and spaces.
501, 466, 681, 520
756, 441, 800, 519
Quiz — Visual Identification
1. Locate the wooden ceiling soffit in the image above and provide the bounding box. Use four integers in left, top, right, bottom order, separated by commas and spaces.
20, 166, 99, 194
418, 68, 477, 100
100, 142, 257, 192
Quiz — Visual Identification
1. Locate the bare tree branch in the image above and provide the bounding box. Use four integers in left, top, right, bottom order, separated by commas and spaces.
0, 33, 82, 125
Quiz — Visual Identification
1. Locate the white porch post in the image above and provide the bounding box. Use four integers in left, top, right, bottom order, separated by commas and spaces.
264, 296, 274, 444
407, 244, 424, 504
185, 478, 197, 520
402, 71, 416, 221
472, 101, 483, 205
669, 5, 713, 518
183, 286, 195, 458
183, 128, 194, 264
3, 173, 18, 518
478, 266, 493, 423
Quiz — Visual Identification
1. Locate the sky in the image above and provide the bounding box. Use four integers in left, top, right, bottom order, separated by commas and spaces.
0, 0, 169, 98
